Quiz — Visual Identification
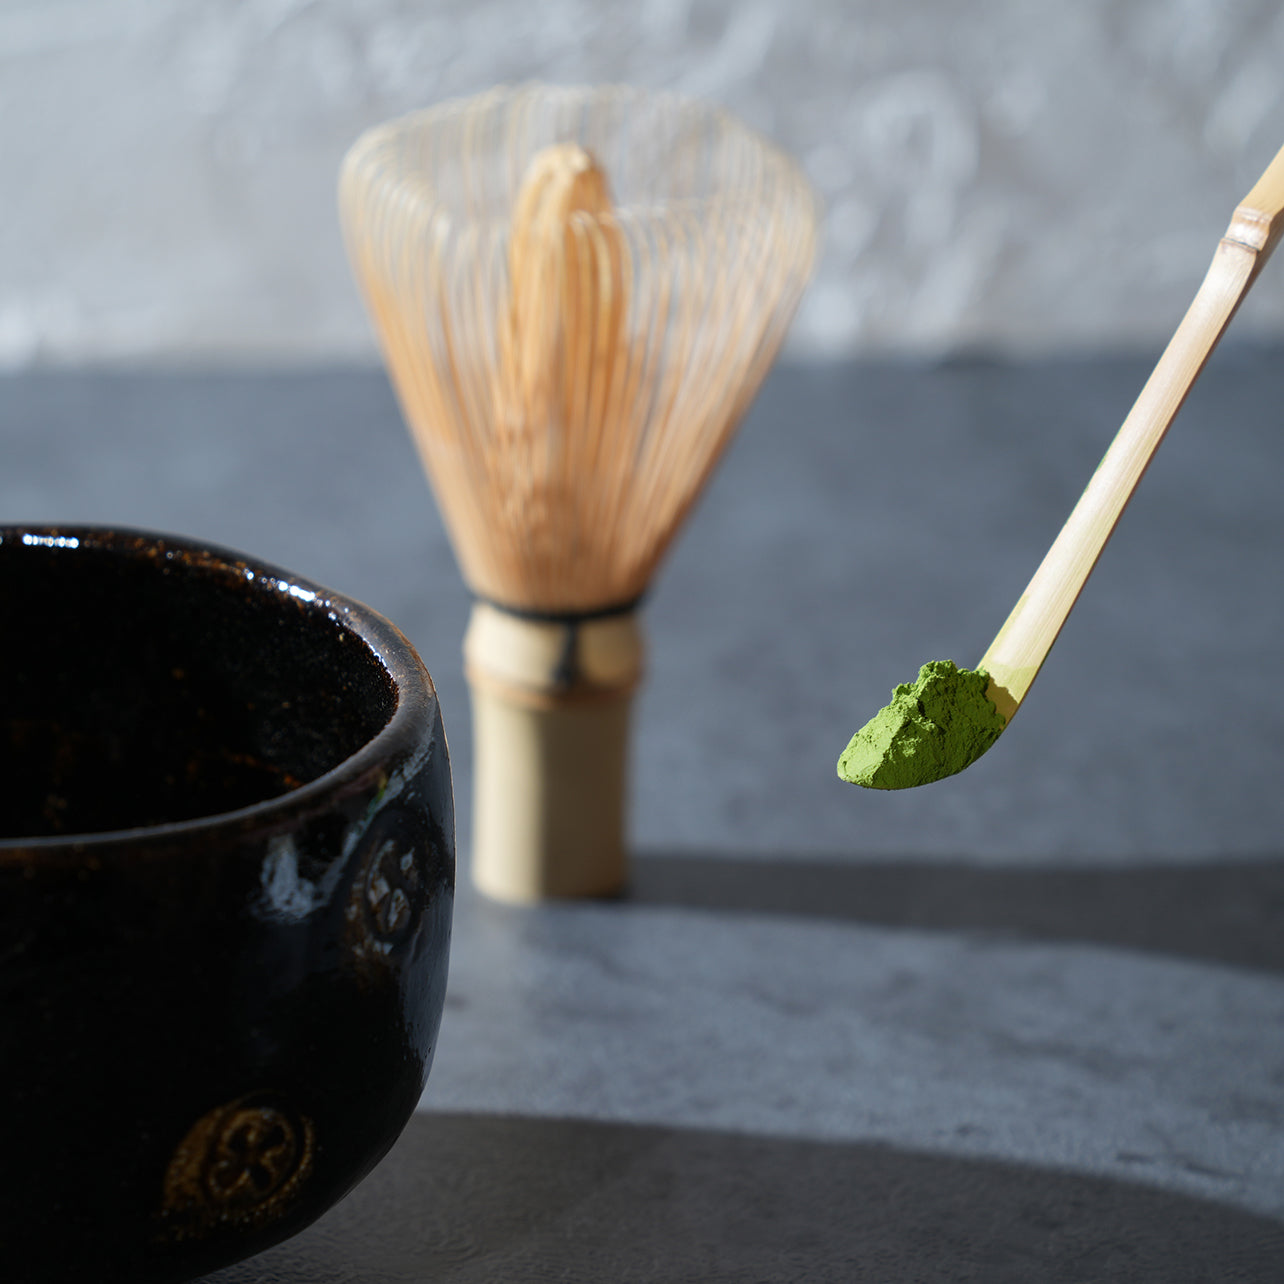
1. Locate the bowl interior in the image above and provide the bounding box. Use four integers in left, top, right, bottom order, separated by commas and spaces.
0, 532, 397, 840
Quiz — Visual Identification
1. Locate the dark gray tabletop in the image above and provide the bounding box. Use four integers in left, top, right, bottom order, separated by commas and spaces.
3, 349, 1283, 1279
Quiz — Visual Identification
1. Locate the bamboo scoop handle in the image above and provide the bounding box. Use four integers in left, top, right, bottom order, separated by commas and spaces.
979, 142, 1284, 724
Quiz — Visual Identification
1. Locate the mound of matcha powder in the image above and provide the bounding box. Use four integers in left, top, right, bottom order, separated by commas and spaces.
837, 660, 1006, 790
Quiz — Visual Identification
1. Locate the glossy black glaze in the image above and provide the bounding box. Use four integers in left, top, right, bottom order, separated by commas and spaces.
0, 527, 455, 1284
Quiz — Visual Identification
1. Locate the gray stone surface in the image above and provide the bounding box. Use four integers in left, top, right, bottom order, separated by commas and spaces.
199, 1114, 1284, 1281
3, 0, 1284, 366
2, 351, 1283, 1276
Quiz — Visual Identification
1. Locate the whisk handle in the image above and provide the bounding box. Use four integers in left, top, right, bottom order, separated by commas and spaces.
463, 602, 644, 902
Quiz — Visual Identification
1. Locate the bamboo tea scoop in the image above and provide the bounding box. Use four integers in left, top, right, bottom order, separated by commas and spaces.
839, 140, 1284, 791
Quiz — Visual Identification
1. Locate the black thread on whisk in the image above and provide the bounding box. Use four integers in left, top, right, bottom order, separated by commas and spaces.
474, 593, 645, 625
476, 593, 646, 689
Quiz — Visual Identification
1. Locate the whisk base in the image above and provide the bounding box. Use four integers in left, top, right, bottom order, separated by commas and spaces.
469, 684, 632, 903
464, 602, 642, 903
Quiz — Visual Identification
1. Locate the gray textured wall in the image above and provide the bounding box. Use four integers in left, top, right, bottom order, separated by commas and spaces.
3, 0, 1283, 367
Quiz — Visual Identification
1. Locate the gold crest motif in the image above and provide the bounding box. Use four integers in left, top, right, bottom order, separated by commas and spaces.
158, 1092, 315, 1240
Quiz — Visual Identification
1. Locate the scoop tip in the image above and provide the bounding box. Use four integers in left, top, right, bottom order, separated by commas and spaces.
836, 660, 1008, 791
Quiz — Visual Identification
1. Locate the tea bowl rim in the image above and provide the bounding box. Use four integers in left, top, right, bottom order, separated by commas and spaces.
0, 523, 439, 860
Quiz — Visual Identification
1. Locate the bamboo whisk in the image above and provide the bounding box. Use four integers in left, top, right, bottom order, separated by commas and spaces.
340, 84, 818, 902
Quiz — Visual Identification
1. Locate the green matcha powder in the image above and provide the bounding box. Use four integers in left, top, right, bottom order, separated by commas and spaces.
837, 660, 1006, 790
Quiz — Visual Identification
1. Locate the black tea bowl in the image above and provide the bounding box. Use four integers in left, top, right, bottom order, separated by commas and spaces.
0, 527, 454, 1283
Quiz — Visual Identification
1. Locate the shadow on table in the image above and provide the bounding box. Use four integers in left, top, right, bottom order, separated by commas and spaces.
627, 852, 1284, 975
204, 1111, 1280, 1283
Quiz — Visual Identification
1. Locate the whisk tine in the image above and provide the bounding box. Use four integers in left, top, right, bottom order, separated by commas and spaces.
341, 84, 816, 612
